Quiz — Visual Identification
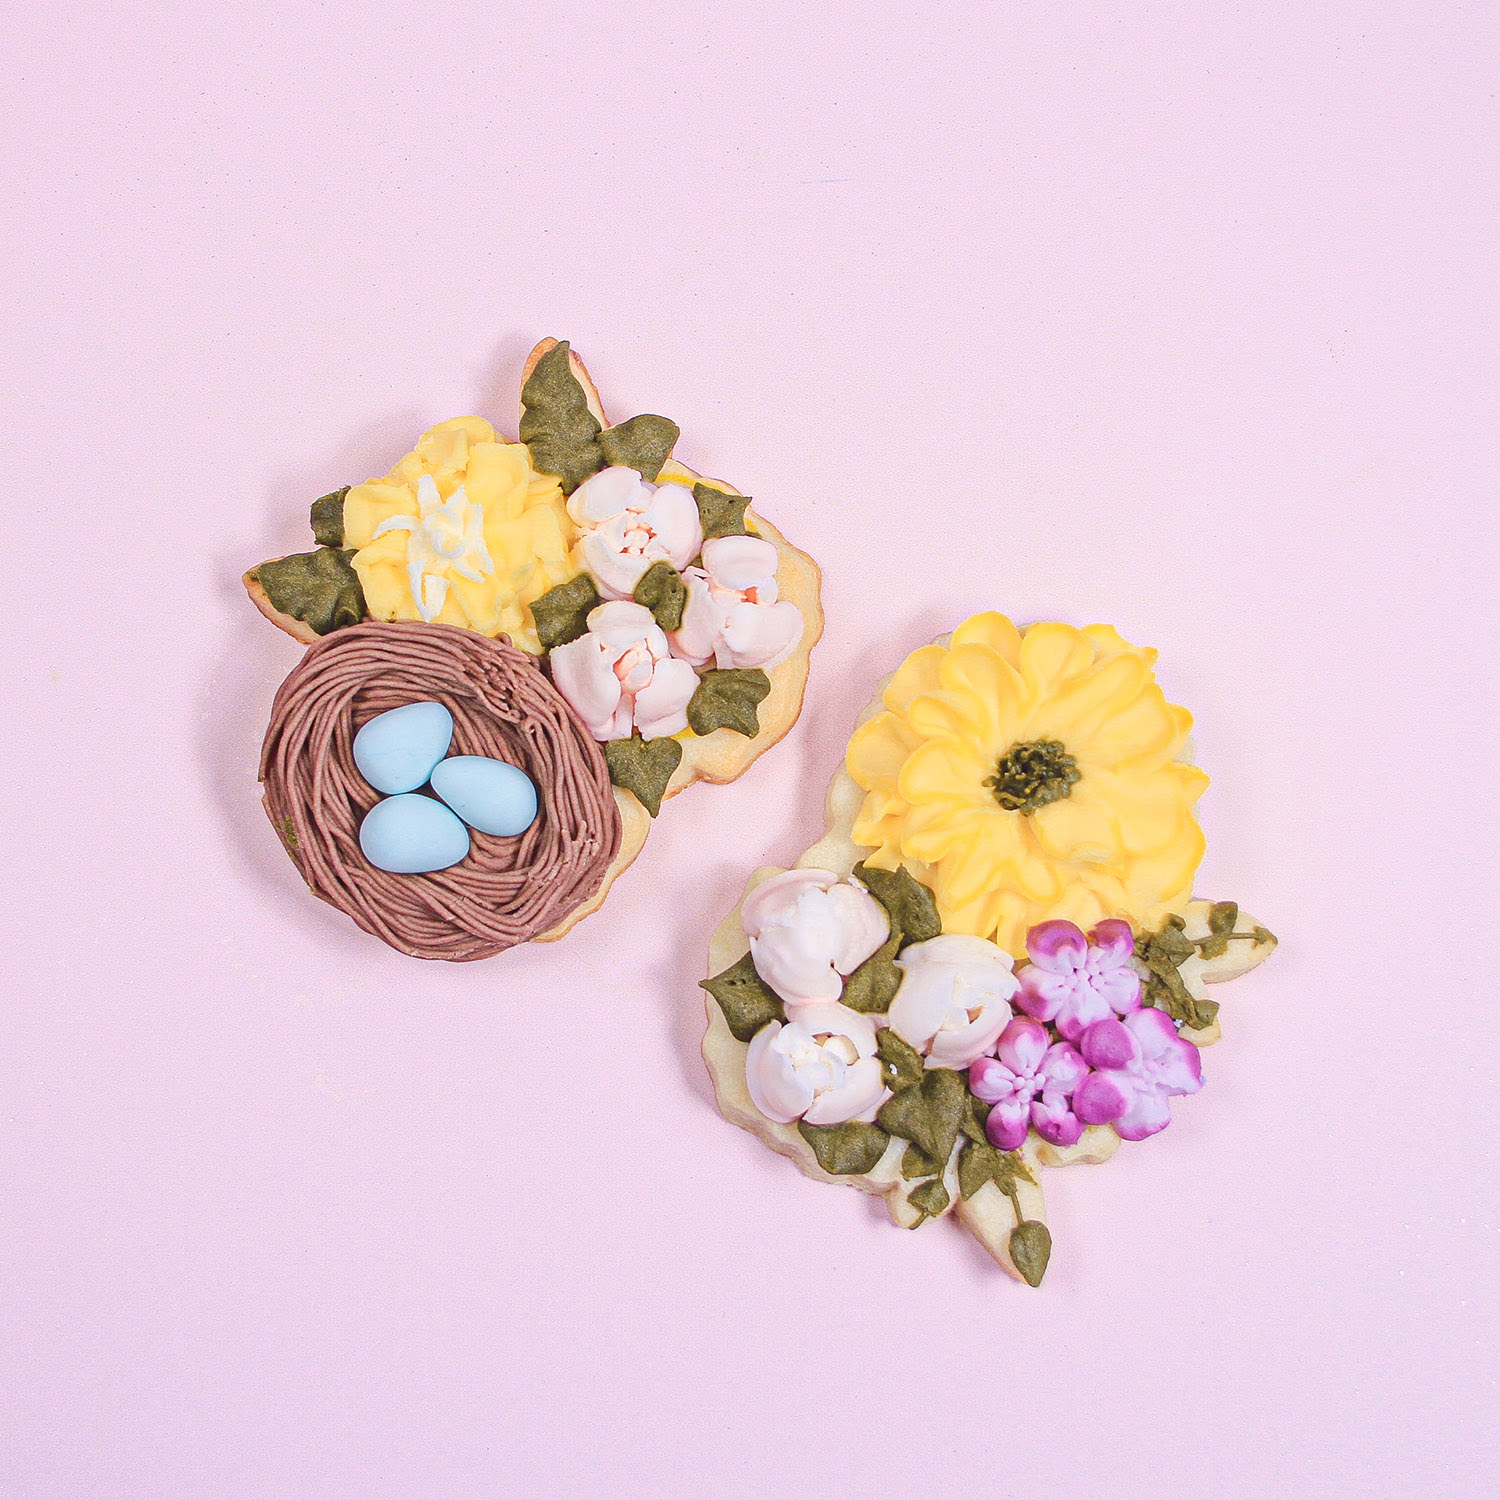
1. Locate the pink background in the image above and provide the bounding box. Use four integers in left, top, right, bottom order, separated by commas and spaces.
3, 3, 1495, 1496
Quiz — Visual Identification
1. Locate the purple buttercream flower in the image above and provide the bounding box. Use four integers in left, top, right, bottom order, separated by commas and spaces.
1072, 1008, 1204, 1141
969, 1017, 1090, 1150
1014, 918, 1142, 1042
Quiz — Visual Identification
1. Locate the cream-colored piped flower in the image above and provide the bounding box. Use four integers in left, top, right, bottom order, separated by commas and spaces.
887, 934, 1020, 1069
745, 1004, 889, 1126
373, 474, 493, 621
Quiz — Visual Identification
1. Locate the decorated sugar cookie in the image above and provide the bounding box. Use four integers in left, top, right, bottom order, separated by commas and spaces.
247, 340, 822, 959
701, 613, 1273, 1284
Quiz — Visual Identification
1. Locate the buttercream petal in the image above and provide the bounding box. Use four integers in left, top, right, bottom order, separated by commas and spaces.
702, 534, 779, 592
950, 611, 1023, 665
1038, 1042, 1089, 1094
1123, 1005, 1182, 1060
926, 1001, 1012, 1069
1029, 1096, 1084, 1147
643, 482, 704, 569
745, 1023, 813, 1123
1030, 785, 1122, 863
1025, 920, 1088, 970
1072, 1070, 1131, 1126
632, 656, 698, 739
994, 1017, 1049, 1075
1089, 918, 1136, 962
581, 532, 651, 599
968, 1057, 1016, 1105
1148, 1035, 1205, 1096
1113, 1088, 1173, 1141
1092, 964, 1143, 1015
804, 1057, 887, 1126
1080, 1018, 1135, 1070
1017, 622, 1096, 701
985, 1099, 1030, 1151
741, 869, 836, 935
670, 569, 722, 665
568, 465, 644, 524
548, 635, 623, 740
717, 600, 803, 670
824, 884, 890, 976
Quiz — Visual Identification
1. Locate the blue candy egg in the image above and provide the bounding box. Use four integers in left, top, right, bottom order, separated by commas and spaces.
358, 793, 470, 874
352, 701, 454, 795
430, 756, 539, 837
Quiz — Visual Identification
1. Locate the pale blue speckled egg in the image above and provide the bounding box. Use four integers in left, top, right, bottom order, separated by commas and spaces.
352, 701, 454, 795
358, 793, 470, 874
430, 756, 539, 837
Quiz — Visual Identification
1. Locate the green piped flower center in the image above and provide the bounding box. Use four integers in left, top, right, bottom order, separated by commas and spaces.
985, 739, 1081, 814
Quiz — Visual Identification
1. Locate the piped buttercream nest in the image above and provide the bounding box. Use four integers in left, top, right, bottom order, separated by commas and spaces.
259, 620, 621, 960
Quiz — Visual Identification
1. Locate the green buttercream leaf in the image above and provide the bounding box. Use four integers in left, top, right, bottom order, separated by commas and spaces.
1010, 1220, 1052, 1287
532, 573, 602, 650
519, 340, 603, 493
693, 482, 752, 539
840, 931, 902, 1013
252, 547, 366, 636
603, 734, 682, 818
906, 1175, 951, 1225
309, 486, 348, 548
700, 951, 784, 1043
798, 1120, 890, 1177
957, 1139, 997, 1201
632, 561, 687, 632
877, 1066, 966, 1166
852, 860, 941, 949
598, 414, 680, 481
686, 668, 771, 738
960, 1091, 991, 1145
1136, 915, 1219, 1030
875, 1028, 925, 1093
900, 1142, 939, 1180
1196, 900, 1241, 960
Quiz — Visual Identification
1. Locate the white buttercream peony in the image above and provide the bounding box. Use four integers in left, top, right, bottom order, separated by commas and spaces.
548, 600, 700, 742
745, 1004, 889, 1126
671, 535, 804, 671
741, 869, 890, 1006
566, 466, 702, 600
887, 934, 1021, 1069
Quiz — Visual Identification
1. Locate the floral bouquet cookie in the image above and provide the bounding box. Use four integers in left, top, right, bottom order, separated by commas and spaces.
246, 340, 822, 959
701, 613, 1272, 1284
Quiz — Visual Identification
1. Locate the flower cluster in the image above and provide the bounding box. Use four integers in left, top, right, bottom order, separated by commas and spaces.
735, 877, 1204, 1145
549, 467, 803, 742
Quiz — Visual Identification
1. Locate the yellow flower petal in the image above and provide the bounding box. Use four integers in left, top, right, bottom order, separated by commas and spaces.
847, 713, 918, 787
1026, 650, 1151, 749
938, 643, 1025, 752
1028, 785, 1122, 864
951, 611, 1023, 665
898, 738, 993, 807
1018, 622, 1097, 699
883, 643, 946, 714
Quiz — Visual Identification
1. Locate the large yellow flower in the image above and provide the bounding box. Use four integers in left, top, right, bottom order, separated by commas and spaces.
342, 416, 576, 654
846, 613, 1208, 954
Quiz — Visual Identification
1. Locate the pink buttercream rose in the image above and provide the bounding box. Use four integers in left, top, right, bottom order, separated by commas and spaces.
886, 934, 1019, 1069
567, 466, 703, 599
742, 869, 890, 1006
1014, 918, 1142, 1042
548, 600, 699, 742
744, 1003, 889, 1126
671, 535, 803, 671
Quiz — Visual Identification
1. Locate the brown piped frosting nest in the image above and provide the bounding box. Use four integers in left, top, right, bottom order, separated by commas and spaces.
259, 621, 621, 960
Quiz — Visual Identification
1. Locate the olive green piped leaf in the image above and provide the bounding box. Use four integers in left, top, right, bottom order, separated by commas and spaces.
877, 1066, 966, 1166
906, 1175, 951, 1226
598, 414, 680, 481
960, 1091, 991, 1144
957, 1139, 997, 1201
309, 486, 349, 547
251, 547, 366, 636
1196, 900, 1241, 960
798, 1120, 890, 1177
1137, 915, 1219, 1030
686, 668, 771, 738
875, 1027, 925, 1093
1009, 1220, 1052, 1287
693, 482, 752, 539
519, 340, 604, 493
852, 860, 942, 948
701, 951, 784, 1042
632, 561, 687, 632
532, 573, 602, 650
840, 931, 902, 1013
900, 1142, 940, 1180
603, 734, 682, 818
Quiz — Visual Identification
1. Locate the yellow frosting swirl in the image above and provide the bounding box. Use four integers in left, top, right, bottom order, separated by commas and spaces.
342, 417, 576, 654
846, 613, 1208, 954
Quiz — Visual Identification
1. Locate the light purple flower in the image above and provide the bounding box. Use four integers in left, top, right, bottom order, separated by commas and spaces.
969, 1018, 1090, 1150
1014, 918, 1142, 1042
1072, 1008, 1204, 1141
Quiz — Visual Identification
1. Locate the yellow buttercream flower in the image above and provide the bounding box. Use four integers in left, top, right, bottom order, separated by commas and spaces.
846, 613, 1208, 954
342, 416, 577, 654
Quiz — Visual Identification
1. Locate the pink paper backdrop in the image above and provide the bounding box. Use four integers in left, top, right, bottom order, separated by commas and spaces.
2, 3, 1495, 1496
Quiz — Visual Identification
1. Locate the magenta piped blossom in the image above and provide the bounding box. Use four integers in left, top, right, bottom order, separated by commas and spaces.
1072, 1009, 1204, 1141
969, 1018, 1091, 1150
1014, 918, 1143, 1042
